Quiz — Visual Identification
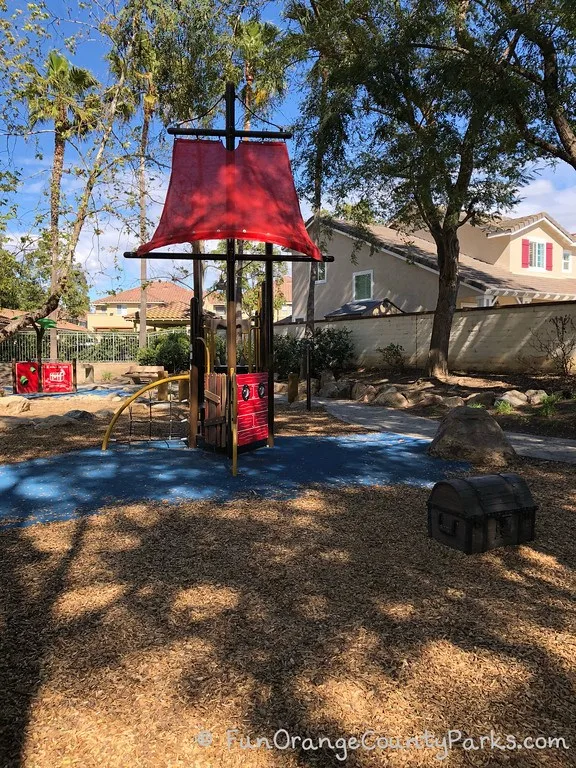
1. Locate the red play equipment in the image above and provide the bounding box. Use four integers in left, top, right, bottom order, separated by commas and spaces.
125, 82, 331, 474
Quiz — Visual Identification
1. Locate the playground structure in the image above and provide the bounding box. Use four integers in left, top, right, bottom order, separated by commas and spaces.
12, 359, 77, 395
105, 82, 329, 474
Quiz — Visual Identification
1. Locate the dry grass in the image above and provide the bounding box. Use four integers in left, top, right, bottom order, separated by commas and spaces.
1, 403, 575, 767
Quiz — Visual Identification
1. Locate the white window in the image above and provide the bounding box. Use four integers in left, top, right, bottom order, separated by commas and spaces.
352, 270, 373, 301
316, 262, 326, 282
563, 251, 572, 272
529, 241, 545, 269
117, 304, 127, 315
96, 305, 107, 313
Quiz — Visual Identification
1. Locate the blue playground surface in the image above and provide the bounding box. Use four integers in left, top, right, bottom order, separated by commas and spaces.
0, 432, 468, 528
2, 386, 134, 399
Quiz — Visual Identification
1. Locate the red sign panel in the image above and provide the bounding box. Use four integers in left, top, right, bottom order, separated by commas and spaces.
237, 372, 269, 447
42, 362, 74, 393
14, 362, 40, 394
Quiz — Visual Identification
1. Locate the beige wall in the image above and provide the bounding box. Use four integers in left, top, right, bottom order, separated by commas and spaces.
414, 224, 507, 266
507, 222, 574, 279
276, 300, 576, 372
292, 230, 482, 320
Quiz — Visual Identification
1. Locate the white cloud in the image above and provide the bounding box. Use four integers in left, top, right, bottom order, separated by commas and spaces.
510, 166, 576, 231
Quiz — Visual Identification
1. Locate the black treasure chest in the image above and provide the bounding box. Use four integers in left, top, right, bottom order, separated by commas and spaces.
427, 474, 537, 554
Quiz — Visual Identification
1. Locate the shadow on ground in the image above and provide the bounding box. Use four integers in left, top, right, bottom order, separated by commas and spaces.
1, 458, 575, 767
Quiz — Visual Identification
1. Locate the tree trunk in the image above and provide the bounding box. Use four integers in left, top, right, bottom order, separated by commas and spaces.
426, 231, 460, 378
49, 121, 66, 361
138, 98, 152, 349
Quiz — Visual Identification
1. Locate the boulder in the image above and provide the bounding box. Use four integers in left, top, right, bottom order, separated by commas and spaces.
274, 382, 288, 394
335, 378, 353, 399
351, 381, 372, 400
443, 395, 465, 408
465, 391, 496, 407
418, 393, 445, 407
64, 409, 96, 422
428, 406, 516, 465
0, 395, 31, 415
358, 384, 378, 402
525, 389, 548, 405
499, 389, 528, 407
372, 390, 409, 408
320, 370, 336, 390
319, 382, 339, 398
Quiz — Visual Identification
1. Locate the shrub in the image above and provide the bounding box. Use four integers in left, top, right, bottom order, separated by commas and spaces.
274, 334, 301, 379
137, 346, 159, 365
310, 327, 354, 375
101, 371, 113, 382
494, 400, 513, 415
377, 343, 405, 371
154, 332, 189, 373
527, 314, 576, 376
538, 394, 560, 418
468, 402, 485, 409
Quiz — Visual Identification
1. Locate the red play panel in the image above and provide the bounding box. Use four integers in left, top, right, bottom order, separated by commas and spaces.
138, 139, 322, 261
237, 372, 268, 447
14, 362, 39, 394
42, 362, 74, 393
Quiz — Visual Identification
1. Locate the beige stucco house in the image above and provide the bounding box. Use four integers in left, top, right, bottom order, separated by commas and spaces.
291, 213, 576, 321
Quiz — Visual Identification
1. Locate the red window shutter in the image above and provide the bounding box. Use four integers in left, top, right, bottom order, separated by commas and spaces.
521, 239, 530, 268
546, 242, 553, 271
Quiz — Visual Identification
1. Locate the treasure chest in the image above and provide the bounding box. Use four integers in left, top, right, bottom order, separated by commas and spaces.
427, 474, 537, 554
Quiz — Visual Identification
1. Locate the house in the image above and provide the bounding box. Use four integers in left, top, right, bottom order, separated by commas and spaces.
291, 213, 576, 321
275, 275, 292, 321
87, 281, 196, 332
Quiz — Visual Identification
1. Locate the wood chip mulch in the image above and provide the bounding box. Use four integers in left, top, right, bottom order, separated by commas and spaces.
0, 402, 575, 766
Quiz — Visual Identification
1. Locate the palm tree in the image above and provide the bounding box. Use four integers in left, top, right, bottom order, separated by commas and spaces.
230, 19, 288, 343
23, 50, 100, 359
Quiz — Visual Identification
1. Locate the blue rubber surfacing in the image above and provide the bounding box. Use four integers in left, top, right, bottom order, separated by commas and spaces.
0, 432, 468, 528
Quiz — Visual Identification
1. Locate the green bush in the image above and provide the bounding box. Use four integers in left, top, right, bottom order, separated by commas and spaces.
377, 342, 405, 371
310, 327, 354, 375
274, 334, 301, 379
494, 400, 513, 415
468, 402, 486, 409
538, 394, 560, 418
154, 332, 189, 373
273, 328, 354, 379
137, 345, 159, 365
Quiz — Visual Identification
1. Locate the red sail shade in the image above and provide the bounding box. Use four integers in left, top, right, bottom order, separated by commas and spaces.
138, 139, 322, 261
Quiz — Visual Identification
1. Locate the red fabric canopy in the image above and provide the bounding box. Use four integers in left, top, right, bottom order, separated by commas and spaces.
138, 139, 322, 261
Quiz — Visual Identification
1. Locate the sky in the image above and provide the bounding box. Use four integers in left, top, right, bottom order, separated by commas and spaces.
3, 0, 576, 303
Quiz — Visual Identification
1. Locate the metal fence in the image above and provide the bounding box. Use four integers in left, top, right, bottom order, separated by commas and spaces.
0, 330, 187, 363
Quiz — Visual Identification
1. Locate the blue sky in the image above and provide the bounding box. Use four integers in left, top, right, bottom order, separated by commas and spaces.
4, 1, 576, 302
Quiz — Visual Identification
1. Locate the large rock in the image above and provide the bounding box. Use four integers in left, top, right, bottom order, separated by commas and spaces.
428, 406, 516, 465
465, 391, 496, 407
419, 393, 445, 407
443, 395, 465, 408
372, 390, 409, 408
320, 370, 336, 390
351, 381, 370, 401
274, 382, 288, 394
497, 389, 528, 408
319, 381, 339, 398
0, 416, 35, 431
335, 378, 353, 399
525, 389, 548, 405
0, 395, 31, 415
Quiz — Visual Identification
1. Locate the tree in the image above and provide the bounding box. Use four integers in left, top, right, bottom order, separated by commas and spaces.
288, 0, 529, 377
453, 1, 576, 171
22, 50, 99, 358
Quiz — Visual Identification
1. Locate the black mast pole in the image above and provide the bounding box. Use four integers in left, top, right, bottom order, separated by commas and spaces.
224, 82, 238, 475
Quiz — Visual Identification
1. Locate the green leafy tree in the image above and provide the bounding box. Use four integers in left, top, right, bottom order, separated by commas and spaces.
289, 0, 530, 376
